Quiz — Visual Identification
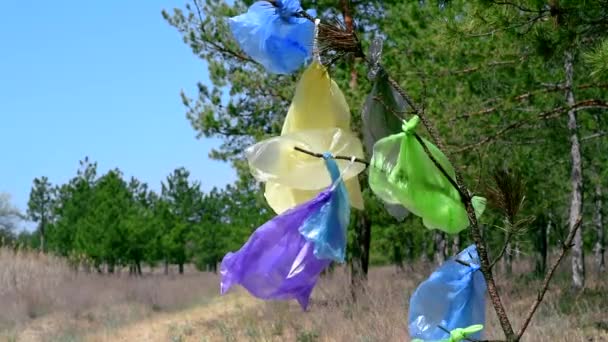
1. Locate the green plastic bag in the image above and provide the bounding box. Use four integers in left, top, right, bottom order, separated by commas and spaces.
411, 324, 484, 342
368, 115, 486, 234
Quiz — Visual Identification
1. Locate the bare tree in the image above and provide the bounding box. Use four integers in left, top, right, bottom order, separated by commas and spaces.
564, 49, 585, 290
593, 182, 605, 273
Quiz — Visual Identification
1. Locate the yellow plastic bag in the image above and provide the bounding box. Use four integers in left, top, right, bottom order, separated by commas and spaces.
280, 61, 351, 133
246, 128, 366, 190
264, 61, 365, 214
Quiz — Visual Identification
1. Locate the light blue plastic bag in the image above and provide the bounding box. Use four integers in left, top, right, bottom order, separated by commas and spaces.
229, 0, 317, 74
408, 244, 486, 341
298, 153, 350, 263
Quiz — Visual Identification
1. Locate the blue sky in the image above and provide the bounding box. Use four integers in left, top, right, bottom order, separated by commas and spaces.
0, 1, 236, 226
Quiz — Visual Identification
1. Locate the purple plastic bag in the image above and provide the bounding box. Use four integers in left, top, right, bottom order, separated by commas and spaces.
220, 189, 334, 310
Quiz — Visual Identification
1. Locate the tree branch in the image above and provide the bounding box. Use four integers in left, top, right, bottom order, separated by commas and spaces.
404, 59, 523, 79
489, 0, 548, 14
489, 231, 514, 269
516, 217, 583, 339
581, 131, 608, 141
454, 83, 608, 121
293, 146, 369, 166
466, 13, 548, 38
190, 0, 260, 65
455, 99, 608, 152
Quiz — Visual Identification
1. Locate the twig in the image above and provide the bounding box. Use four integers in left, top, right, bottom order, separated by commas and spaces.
581, 131, 608, 141
454, 258, 472, 267
293, 146, 369, 166
489, 231, 513, 269
516, 216, 583, 339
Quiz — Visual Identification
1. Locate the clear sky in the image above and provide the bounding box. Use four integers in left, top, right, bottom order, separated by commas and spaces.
0, 1, 236, 226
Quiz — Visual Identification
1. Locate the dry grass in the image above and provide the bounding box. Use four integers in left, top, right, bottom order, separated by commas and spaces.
208, 257, 608, 342
1, 247, 607, 342
0, 248, 220, 341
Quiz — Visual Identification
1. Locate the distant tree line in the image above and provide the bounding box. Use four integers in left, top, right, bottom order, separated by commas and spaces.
2, 153, 600, 279
15, 157, 273, 275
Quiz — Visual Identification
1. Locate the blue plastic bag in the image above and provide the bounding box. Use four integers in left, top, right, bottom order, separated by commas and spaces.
408, 244, 486, 341
229, 0, 317, 74
298, 153, 350, 263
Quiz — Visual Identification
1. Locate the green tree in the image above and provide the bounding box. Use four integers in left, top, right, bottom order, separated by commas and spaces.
80, 169, 132, 273
48, 158, 97, 261
27, 176, 53, 251
161, 167, 204, 274
123, 177, 154, 275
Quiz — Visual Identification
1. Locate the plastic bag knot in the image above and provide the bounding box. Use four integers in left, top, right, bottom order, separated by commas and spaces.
402, 115, 420, 134
275, 0, 302, 21
450, 328, 467, 341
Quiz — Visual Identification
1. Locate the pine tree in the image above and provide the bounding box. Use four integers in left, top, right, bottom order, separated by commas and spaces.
27, 177, 53, 251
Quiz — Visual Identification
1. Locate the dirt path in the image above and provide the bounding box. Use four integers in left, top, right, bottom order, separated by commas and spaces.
86, 291, 259, 342
10, 290, 259, 342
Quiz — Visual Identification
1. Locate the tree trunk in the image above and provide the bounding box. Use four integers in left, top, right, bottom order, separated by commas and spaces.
178, 263, 184, 274
451, 233, 461, 255
393, 244, 404, 272
164, 259, 169, 275
350, 210, 371, 301
504, 241, 513, 275
406, 232, 414, 261
535, 218, 548, 276
565, 49, 585, 290
434, 231, 446, 265
136, 261, 142, 276
39, 219, 45, 252
422, 234, 430, 261
594, 182, 605, 273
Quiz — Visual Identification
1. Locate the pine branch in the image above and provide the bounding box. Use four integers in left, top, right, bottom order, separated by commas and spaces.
466, 13, 548, 38
489, 1, 548, 14
489, 231, 514, 269
190, 0, 259, 65
453, 83, 608, 121
455, 99, 608, 152
404, 59, 523, 79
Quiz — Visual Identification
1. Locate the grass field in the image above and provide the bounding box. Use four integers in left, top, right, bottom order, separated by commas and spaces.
1, 247, 607, 342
